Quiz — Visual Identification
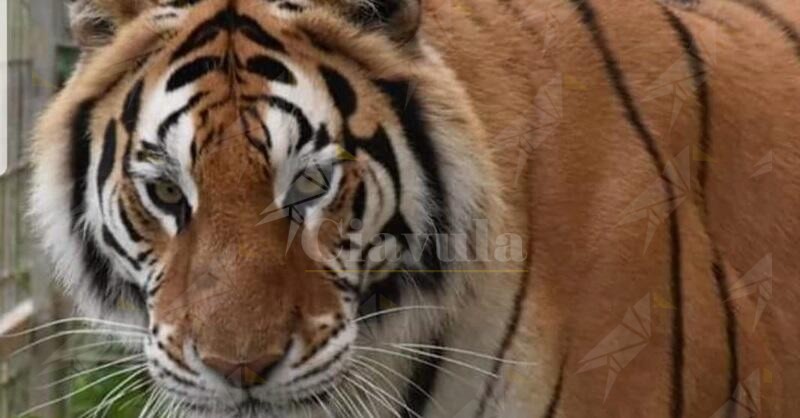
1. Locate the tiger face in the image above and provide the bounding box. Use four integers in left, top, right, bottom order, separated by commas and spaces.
31, 0, 499, 415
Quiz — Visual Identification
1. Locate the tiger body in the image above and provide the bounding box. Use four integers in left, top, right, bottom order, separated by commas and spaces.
30, 0, 800, 417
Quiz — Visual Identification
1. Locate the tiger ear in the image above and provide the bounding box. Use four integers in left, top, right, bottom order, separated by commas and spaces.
353, 0, 421, 44
68, 0, 154, 49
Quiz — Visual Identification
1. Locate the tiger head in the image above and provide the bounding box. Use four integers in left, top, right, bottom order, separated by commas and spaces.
31, 0, 506, 415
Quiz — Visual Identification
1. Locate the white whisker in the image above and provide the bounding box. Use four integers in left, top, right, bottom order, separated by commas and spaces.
355, 354, 445, 414
138, 387, 158, 418
394, 343, 537, 365
339, 382, 367, 418
12, 329, 146, 357
39, 353, 145, 388
353, 345, 474, 388
352, 370, 425, 418
390, 345, 499, 378
1, 317, 147, 339
351, 358, 403, 399
81, 371, 149, 418
116, 383, 152, 413
45, 339, 133, 365
18, 364, 147, 417
342, 375, 378, 418
312, 393, 336, 418
353, 305, 448, 324
344, 372, 403, 418
97, 378, 150, 418
329, 384, 352, 417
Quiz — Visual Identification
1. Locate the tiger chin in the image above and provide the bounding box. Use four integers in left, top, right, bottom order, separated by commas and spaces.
29, 0, 800, 417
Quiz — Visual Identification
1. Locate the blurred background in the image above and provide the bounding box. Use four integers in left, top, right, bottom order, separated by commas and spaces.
2, 2, 146, 417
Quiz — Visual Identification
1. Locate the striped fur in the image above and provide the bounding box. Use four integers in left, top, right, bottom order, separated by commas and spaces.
30, 0, 800, 417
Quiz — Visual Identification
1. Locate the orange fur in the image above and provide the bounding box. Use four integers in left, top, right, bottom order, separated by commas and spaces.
31, 0, 800, 416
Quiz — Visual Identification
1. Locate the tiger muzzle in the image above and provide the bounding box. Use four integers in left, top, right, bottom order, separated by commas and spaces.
152, 147, 344, 388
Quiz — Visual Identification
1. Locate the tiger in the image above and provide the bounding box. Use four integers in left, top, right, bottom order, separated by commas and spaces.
28, 0, 800, 416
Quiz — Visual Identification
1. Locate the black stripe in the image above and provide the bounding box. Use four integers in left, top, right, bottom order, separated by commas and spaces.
190, 140, 198, 166
376, 80, 447, 227
277, 2, 305, 12
136, 249, 153, 263
122, 282, 147, 311
569, 1, 685, 417
733, 0, 800, 57
155, 362, 198, 388
122, 80, 144, 136
164, 0, 205, 7
241, 114, 271, 165
712, 257, 738, 416
659, 8, 712, 207
70, 99, 117, 302
141, 142, 162, 153
167, 56, 225, 91
375, 79, 449, 287
242, 95, 313, 151
370, 80, 450, 417
245, 107, 273, 149
542, 360, 566, 418
82, 237, 114, 301
662, 7, 739, 417
339, 239, 360, 251
352, 182, 367, 223
292, 347, 349, 383
161, 341, 199, 376
171, 10, 227, 62
97, 119, 118, 206
102, 226, 141, 270
272, 97, 314, 151
320, 66, 358, 118
148, 280, 163, 298
171, 9, 285, 62
70, 99, 98, 229
314, 123, 332, 150
401, 339, 444, 418
157, 92, 207, 141
119, 198, 144, 243
236, 13, 286, 53
360, 212, 414, 267
317, 69, 418, 275
349, 127, 402, 201
475, 263, 532, 417
246, 55, 296, 85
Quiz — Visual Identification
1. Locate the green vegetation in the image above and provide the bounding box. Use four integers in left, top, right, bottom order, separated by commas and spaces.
66, 366, 150, 418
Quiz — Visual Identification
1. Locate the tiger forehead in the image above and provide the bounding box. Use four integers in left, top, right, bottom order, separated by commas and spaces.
131, 3, 332, 155
119, 0, 404, 190
162, 0, 315, 66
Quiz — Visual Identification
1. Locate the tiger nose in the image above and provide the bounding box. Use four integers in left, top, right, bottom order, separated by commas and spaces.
201, 353, 286, 388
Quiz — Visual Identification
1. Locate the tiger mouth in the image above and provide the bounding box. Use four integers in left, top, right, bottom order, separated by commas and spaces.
179, 380, 337, 417
166, 351, 350, 415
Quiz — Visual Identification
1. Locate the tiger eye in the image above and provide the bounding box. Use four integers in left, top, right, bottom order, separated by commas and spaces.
141, 150, 162, 162
154, 181, 183, 205
295, 170, 326, 196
